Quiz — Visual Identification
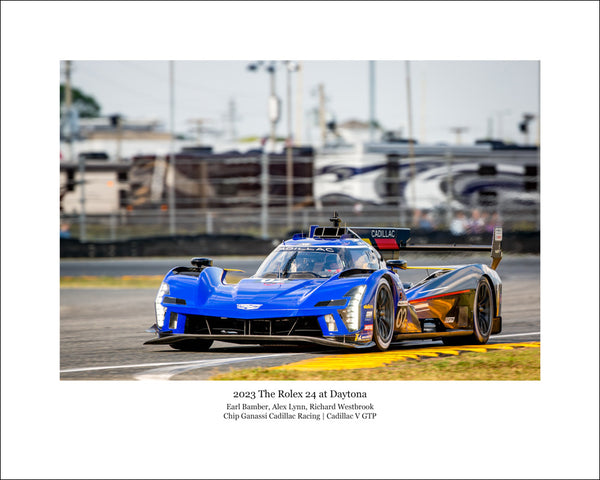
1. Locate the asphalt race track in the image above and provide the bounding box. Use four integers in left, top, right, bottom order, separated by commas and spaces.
60, 254, 540, 380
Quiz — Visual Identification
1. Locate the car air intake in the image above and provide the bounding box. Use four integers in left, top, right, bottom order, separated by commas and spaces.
185, 315, 323, 337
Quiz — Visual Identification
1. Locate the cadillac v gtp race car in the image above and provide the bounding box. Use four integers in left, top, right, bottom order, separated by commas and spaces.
145, 213, 503, 352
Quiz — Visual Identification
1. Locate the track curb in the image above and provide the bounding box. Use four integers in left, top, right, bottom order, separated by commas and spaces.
270, 342, 540, 371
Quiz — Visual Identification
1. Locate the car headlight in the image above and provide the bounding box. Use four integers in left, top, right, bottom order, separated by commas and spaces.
155, 282, 170, 328
324, 314, 338, 332
339, 285, 366, 332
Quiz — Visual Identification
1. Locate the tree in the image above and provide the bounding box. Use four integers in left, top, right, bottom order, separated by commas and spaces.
60, 84, 101, 118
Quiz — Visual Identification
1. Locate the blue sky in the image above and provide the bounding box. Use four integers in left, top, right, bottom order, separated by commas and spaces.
68, 59, 539, 145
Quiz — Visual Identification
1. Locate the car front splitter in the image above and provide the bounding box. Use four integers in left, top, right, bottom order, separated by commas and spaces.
144, 333, 374, 349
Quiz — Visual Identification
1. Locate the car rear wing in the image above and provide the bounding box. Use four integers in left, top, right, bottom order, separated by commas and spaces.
352, 226, 503, 270
310, 212, 503, 270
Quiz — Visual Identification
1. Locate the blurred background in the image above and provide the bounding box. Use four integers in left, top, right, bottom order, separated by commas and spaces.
59, 60, 540, 255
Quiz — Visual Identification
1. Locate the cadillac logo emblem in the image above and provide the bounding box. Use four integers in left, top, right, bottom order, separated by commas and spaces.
236, 304, 262, 310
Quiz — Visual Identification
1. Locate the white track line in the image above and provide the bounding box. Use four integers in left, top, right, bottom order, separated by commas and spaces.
134, 354, 302, 380
492, 332, 540, 339
60, 353, 301, 375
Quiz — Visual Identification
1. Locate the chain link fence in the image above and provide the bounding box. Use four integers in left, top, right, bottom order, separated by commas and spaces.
60, 203, 539, 242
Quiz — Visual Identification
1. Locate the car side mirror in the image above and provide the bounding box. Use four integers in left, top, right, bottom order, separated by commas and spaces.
191, 257, 213, 268
387, 259, 407, 270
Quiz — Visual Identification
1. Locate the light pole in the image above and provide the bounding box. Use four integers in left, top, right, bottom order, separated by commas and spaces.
168, 60, 176, 236
369, 61, 376, 142
64, 60, 86, 242
405, 61, 416, 218
295, 61, 303, 146
318, 84, 326, 147
285, 61, 299, 231
64, 60, 74, 164
247, 61, 282, 238
250, 61, 281, 150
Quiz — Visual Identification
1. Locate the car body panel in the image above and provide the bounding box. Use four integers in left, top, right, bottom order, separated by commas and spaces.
145, 218, 503, 351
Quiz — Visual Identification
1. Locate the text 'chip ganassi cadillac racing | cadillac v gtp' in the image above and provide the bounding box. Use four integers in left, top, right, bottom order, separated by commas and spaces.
145, 213, 503, 352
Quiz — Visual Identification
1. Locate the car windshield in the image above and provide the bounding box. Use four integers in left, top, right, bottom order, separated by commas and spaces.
254, 246, 380, 279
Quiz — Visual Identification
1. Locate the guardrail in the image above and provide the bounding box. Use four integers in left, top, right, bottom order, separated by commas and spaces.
60, 205, 539, 242
59, 205, 540, 258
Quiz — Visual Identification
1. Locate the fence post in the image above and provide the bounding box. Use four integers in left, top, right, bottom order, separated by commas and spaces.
206, 211, 213, 234
445, 151, 454, 228
110, 213, 117, 241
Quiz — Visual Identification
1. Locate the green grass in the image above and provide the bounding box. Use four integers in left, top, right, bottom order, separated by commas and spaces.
60, 275, 164, 289
60, 274, 245, 289
210, 347, 540, 381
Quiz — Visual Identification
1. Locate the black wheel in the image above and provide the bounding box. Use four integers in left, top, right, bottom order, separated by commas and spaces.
443, 277, 494, 346
471, 277, 494, 344
373, 281, 394, 351
169, 339, 214, 351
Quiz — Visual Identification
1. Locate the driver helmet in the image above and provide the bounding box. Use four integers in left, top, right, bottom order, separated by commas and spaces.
324, 254, 342, 273
297, 254, 316, 271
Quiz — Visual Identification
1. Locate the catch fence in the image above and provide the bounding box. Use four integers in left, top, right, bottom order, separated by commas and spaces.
60, 203, 539, 242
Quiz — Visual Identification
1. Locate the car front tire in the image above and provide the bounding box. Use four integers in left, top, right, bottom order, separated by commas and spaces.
373, 281, 394, 351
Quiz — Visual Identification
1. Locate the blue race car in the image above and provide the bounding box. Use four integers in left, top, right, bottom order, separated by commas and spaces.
145, 213, 503, 352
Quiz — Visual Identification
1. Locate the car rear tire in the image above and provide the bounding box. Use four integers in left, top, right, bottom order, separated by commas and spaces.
373, 281, 394, 351
443, 276, 494, 346
471, 276, 494, 344
169, 339, 214, 351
